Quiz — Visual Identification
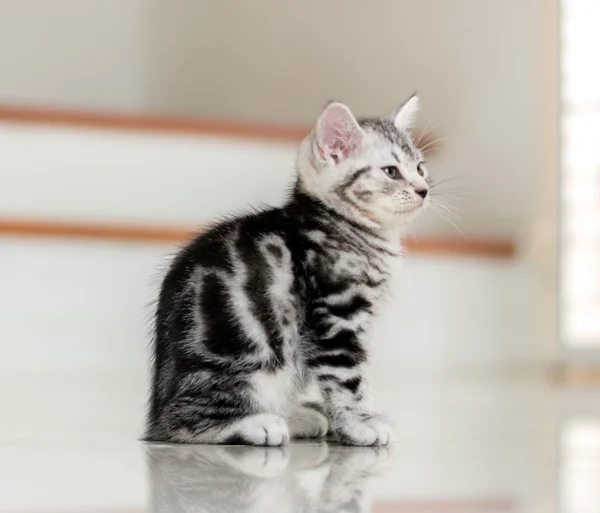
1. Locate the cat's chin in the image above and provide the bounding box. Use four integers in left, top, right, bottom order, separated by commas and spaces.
394, 204, 427, 223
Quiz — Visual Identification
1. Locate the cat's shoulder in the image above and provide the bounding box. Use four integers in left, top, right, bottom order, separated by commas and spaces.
173, 206, 289, 268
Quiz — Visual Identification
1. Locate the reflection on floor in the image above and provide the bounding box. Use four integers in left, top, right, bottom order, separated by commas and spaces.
1, 375, 599, 513
147, 443, 390, 513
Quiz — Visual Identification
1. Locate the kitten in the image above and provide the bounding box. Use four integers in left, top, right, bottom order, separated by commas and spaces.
146, 95, 430, 445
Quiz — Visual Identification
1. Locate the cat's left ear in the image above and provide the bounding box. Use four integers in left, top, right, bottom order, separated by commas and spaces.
389, 94, 420, 131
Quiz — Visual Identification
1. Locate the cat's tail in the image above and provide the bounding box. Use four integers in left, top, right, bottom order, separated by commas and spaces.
144, 315, 177, 441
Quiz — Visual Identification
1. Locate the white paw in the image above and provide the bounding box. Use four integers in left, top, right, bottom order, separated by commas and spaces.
336, 415, 394, 446
288, 406, 329, 439
234, 414, 290, 446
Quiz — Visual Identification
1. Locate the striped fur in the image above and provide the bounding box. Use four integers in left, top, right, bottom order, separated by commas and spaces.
146, 97, 430, 445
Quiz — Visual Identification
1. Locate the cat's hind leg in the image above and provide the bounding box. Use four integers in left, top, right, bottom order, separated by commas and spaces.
163, 407, 290, 446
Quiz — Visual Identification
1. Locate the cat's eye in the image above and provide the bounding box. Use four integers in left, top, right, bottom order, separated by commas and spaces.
417, 162, 426, 177
382, 166, 400, 180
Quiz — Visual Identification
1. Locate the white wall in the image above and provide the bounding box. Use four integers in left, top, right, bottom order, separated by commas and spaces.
0, 237, 536, 378
0, 0, 558, 239
0, 122, 540, 376
0, 123, 296, 225
0, 0, 149, 112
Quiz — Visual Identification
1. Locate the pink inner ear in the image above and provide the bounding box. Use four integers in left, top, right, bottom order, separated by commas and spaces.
317, 105, 362, 164
320, 140, 344, 163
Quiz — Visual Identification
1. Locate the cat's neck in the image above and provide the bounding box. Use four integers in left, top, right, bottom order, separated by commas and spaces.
286, 186, 402, 256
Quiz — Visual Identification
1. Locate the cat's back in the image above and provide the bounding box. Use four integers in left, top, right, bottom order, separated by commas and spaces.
157, 207, 297, 326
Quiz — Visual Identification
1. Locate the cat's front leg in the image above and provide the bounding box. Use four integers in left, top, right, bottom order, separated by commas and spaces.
309, 343, 393, 446
323, 374, 393, 446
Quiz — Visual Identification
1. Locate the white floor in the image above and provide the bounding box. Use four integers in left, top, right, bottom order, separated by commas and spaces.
1, 372, 599, 513
0, 237, 586, 512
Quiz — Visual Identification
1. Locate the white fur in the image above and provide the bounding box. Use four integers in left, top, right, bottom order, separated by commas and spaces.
393, 94, 420, 130
288, 406, 329, 438
229, 414, 290, 446
297, 96, 429, 232
251, 370, 297, 415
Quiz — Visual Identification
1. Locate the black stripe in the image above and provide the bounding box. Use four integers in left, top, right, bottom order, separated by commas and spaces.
317, 374, 342, 383
341, 376, 362, 394
237, 231, 286, 365
201, 273, 253, 358
326, 296, 372, 319
308, 351, 364, 368
343, 166, 372, 189
222, 434, 252, 445
391, 150, 400, 163
316, 328, 365, 355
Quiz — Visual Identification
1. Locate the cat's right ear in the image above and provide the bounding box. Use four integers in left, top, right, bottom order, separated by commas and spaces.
315, 102, 364, 165
389, 94, 420, 131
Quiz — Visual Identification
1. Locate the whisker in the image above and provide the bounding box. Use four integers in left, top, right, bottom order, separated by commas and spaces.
418, 137, 447, 152
437, 202, 467, 216
407, 222, 417, 242
430, 174, 469, 189
430, 192, 475, 198
415, 123, 439, 147
433, 202, 466, 225
429, 200, 471, 242
431, 187, 476, 193
431, 208, 470, 243
430, 187, 476, 197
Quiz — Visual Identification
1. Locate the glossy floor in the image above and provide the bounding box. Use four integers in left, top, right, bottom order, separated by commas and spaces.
1, 374, 599, 513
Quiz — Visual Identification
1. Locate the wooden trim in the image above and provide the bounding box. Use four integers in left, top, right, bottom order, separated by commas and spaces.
554, 364, 600, 385
375, 500, 513, 512
0, 104, 309, 142
0, 218, 193, 244
0, 104, 441, 153
0, 217, 514, 257
404, 236, 514, 258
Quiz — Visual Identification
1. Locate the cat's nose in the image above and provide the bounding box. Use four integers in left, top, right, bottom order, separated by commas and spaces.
415, 188, 428, 199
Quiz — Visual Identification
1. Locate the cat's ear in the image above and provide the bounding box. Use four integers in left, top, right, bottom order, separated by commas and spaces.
315, 102, 364, 164
389, 94, 420, 131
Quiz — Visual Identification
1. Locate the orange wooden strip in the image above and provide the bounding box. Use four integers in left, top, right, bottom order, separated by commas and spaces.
0, 104, 309, 142
374, 500, 513, 512
0, 217, 514, 257
403, 236, 514, 258
0, 104, 441, 153
0, 218, 194, 243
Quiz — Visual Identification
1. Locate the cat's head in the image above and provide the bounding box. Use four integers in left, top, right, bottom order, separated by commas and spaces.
297, 96, 430, 229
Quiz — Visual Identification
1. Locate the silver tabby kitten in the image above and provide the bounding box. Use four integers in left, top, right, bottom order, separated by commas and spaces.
146, 95, 430, 446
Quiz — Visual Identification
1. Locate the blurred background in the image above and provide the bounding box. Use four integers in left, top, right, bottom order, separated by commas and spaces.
0, 0, 598, 512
